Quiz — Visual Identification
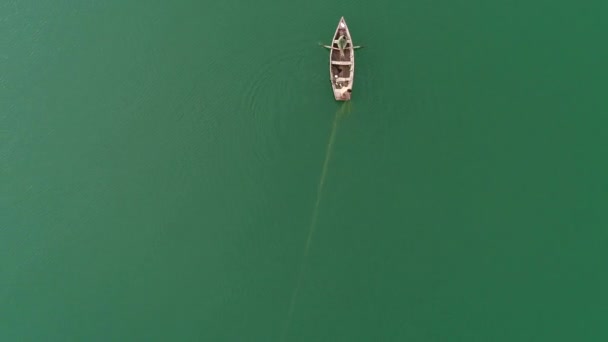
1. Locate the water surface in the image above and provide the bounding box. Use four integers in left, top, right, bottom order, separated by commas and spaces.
2, 0, 608, 340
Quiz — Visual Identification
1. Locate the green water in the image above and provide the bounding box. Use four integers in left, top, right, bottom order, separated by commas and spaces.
2, 0, 608, 340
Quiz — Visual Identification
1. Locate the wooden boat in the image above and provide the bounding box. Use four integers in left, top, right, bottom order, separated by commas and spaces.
322, 17, 360, 101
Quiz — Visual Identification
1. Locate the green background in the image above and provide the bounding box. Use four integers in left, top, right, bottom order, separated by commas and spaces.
2, 0, 607, 340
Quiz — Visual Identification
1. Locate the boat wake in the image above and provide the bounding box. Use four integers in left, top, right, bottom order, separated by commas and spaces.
281, 101, 351, 341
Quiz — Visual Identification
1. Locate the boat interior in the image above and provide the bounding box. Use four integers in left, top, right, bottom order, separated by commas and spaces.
330, 31, 353, 90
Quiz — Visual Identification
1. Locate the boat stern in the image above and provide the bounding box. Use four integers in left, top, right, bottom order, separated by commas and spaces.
334, 88, 352, 101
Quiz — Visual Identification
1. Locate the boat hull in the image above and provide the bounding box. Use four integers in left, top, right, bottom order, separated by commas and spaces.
329, 17, 355, 101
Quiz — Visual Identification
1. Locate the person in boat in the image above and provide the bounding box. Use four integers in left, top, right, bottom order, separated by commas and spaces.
337, 34, 348, 59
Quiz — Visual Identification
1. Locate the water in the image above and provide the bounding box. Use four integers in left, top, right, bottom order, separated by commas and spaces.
2, 0, 608, 341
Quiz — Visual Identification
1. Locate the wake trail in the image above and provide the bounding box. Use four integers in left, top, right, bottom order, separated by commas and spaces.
280, 104, 346, 341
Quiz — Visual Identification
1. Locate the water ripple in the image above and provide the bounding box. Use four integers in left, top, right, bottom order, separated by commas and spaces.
237, 45, 311, 167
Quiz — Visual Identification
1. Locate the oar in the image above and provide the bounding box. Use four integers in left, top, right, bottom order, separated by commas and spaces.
319, 42, 364, 50
318, 42, 339, 50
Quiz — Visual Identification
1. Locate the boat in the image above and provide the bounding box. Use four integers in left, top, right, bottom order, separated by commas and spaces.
321, 17, 362, 101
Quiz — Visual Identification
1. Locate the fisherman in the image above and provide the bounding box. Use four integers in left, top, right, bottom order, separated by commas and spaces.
337, 34, 348, 58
